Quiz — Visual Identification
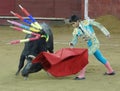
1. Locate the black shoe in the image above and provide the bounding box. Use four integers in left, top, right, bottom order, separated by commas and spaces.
104, 71, 115, 75
74, 77, 86, 80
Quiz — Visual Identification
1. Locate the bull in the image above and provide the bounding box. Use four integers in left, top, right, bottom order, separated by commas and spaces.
15, 22, 54, 78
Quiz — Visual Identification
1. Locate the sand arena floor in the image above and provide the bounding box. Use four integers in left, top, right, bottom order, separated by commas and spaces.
0, 15, 120, 91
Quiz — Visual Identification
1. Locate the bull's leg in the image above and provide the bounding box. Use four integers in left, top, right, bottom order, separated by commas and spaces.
21, 62, 43, 77
21, 56, 33, 77
16, 54, 26, 75
21, 62, 32, 77
21, 55, 43, 78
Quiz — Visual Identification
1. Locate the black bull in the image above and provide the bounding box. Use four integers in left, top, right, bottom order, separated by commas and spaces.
16, 23, 54, 77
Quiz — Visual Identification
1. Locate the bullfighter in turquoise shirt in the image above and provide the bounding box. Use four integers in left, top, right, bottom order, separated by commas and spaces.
69, 15, 115, 80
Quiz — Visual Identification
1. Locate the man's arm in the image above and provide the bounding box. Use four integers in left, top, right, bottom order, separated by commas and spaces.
70, 35, 78, 48
90, 20, 110, 36
69, 28, 79, 47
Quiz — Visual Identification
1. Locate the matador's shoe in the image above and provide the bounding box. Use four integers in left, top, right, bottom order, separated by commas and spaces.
104, 71, 115, 75
74, 77, 86, 80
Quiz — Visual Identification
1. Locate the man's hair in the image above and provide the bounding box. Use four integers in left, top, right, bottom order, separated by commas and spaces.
69, 15, 80, 23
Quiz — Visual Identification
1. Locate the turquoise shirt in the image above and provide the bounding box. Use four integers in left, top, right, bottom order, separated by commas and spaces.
71, 19, 110, 54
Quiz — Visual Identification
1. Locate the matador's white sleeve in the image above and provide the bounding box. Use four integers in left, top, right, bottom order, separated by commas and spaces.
89, 19, 110, 36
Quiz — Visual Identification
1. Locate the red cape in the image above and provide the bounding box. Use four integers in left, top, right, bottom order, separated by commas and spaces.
32, 48, 88, 77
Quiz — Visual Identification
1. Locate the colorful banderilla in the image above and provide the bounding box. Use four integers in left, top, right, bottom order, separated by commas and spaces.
10, 5, 42, 30
9, 26, 41, 44
7, 20, 40, 32
7, 5, 44, 44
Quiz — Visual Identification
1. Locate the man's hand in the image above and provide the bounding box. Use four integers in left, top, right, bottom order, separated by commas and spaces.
69, 43, 74, 48
106, 34, 110, 38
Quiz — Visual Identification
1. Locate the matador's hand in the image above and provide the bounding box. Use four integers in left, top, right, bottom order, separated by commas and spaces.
106, 34, 110, 38
69, 43, 74, 48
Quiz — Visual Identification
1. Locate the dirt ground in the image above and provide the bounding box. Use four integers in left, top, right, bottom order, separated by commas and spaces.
0, 15, 120, 91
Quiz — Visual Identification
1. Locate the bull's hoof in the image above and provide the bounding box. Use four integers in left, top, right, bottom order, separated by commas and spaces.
15, 71, 20, 76
24, 76, 28, 80
15, 72, 19, 76
21, 69, 29, 78
21, 71, 29, 77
